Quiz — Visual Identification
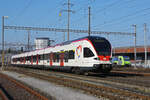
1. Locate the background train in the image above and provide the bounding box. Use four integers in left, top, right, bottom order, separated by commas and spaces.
11, 36, 112, 74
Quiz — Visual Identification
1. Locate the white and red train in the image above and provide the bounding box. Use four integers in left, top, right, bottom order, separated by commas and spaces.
11, 36, 112, 74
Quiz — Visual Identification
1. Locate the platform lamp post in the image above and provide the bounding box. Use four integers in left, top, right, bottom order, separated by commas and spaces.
1, 16, 8, 71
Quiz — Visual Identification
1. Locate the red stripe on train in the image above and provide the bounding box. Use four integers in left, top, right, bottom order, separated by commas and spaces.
98, 56, 110, 61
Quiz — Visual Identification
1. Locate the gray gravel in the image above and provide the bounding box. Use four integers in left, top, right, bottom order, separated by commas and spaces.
1, 71, 101, 100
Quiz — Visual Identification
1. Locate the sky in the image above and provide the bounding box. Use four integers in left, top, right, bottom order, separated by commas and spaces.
0, 0, 150, 50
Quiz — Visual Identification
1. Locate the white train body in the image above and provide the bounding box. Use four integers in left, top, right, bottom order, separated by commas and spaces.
11, 36, 112, 73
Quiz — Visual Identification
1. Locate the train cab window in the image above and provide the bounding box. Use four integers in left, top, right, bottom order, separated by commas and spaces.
68, 50, 75, 59
84, 47, 94, 58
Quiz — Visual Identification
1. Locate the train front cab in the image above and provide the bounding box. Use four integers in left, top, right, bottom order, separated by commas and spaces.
83, 36, 112, 73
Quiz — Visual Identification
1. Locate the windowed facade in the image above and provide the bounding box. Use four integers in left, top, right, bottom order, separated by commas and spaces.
84, 47, 94, 58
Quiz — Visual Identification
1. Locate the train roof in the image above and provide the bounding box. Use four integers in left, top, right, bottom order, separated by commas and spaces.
62, 36, 106, 45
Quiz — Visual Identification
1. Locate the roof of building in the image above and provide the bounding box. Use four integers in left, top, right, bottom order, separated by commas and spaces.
113, 46, 150, 53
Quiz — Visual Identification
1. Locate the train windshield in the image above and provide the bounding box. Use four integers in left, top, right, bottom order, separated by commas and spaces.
89, 37, 111, 56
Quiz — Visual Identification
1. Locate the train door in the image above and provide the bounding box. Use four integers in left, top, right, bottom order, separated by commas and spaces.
50, 53, 53, 66
82, 47, 95, 66
60, 53, 64, 66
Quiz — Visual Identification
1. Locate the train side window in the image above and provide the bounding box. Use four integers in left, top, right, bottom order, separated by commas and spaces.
41, 55, 44, 60
38, 55, 41, 61
56, 53, 59, 62
53, 53, 56, 62
84, 47, 94, 58
64, 51, 69, 62
25, 57, 27, 61
44, 54, 49, 60
17, 58, 20, 62
26, 56, 29, 61
49, 53, 52, 62
39, 55, 44, 60
29, 56, 31, 61
13, 58, 17, 62
69, 50, 75, 59
33, 56, 36, 62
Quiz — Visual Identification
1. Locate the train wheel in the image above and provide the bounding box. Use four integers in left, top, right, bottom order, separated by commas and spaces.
102, 68, 112, 73
84, 72, 89, 76
72, 67, 83, 75
75, 68, 81, 75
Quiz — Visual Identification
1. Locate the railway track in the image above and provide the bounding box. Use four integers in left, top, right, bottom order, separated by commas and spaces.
5, 67, 150, 100
111, 70, 150, 76
113, 67, 150, 73
0, 88, 9, 100
0, 72, 50, 100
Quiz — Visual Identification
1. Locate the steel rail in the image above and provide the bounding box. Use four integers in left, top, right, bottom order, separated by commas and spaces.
0, 73, 49, 100
7, 68, 150, 100
0, 89, 9, 100
111, 71, 150, 76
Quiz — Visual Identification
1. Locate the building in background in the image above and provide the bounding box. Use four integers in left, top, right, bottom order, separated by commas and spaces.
112, 46, 150, 67
35, 38, 50, 50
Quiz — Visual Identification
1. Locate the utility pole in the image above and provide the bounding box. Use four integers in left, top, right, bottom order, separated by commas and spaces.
144, 23, 147, 67
64, 32, 65, 41
67, 0, 70, 41
27, 30, 30, 51
1, 16, 8, 71
60, 0, 74, 41
88, 6, 91, 36
1, 16, 4, 70
132, 24, 137, 69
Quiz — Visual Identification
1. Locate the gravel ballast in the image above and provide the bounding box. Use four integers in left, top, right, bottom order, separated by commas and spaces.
1, 71, 101, 100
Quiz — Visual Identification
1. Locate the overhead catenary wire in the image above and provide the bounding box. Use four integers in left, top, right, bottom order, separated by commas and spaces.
9, 0, 33, 24
71, 0, 95, 24
3, 25, 134, 37
93, 0, 123, 15
93, 7, 150, 28
94, 0, 136, 15
71, 0, 134, 29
